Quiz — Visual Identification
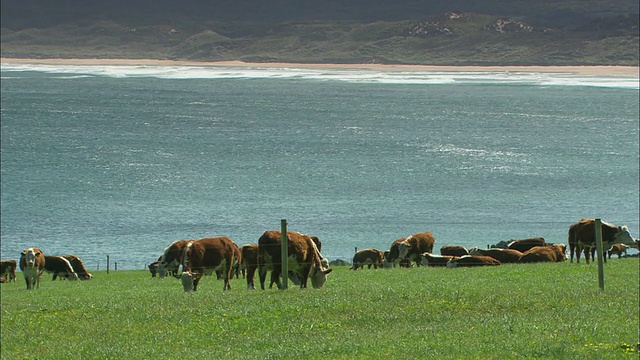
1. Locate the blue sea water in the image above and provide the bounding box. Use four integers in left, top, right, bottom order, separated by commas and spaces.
1, 64, 638, 270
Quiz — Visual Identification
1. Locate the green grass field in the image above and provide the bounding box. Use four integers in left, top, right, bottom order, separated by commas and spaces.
1, 259, 638, 359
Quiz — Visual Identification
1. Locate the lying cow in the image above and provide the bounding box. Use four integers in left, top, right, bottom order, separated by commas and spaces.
519, 244, 566, 263
468, 247, 523, 264
258, 230, 332, 290
1, 260, 17, 283
44, 256, 78, 281
446, 255, 501, 268
608, 243, 628, 259
388, 232, 435, 267
506, 237, 547, 253
158, 239, 194, 278
440, 245, 469, 257
351, 249, 384, 270
20, 248, 45, 290
571, 219, 637, 264
420, 253, 459, 267
62, 254, 93, 280
181, 237, 239, 291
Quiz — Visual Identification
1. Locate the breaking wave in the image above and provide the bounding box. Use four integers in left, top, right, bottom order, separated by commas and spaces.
2, 63, 638, 89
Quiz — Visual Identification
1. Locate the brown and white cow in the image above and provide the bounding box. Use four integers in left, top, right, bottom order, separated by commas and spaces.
384, 238, 406, 268
397, 232, 435, 267
180, 237, 238, 291
440, 245, 469, 257
258, 230, 332, 290
608, 243, 628, 259
44, 256, 78, 281
351, 249, 384, 270
1, 260, 18, 283
468, 247, 523, 264
571, 219, 637, 264
158, 239, 194, 278
62, 255, 93, 280
446, 255, 501, 268
420, 253, 459, 267
20, 248, 45, 290
519, 244, 566, 263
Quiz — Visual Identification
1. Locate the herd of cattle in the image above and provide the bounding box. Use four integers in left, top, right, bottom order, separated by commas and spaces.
2, 218, 637, 292
0, 249, 93, 289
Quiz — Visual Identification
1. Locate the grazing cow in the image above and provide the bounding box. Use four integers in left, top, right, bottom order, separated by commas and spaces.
420, 253, 459, 267
384, 240, 406, 267
468, 247, 523, 264
608, 243, 628, 259
241, 244, 259, 289
158, 239, 194, 278
351, 249, 384, 270
446, 255, 501, 268
1, 260, 18, 283
180, 237, 238, 291
19, 248, 45, 290
440, 245, 469, 257
381, 250, 393, 268
393, 232, 435, 267
519, 244, 566, 263
258, 230, 332, 290
572, 219, 637, 264
62, 255, 92, 280
506, 237, 547, 253
44, 256, 78, 281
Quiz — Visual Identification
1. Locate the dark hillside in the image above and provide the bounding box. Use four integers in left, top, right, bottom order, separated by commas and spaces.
1, 0, 638, 65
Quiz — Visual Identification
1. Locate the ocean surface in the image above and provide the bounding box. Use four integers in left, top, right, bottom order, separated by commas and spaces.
1, 63, 638, 270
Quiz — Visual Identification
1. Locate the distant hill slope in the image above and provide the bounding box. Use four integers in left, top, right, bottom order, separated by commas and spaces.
1, 0, 638, 65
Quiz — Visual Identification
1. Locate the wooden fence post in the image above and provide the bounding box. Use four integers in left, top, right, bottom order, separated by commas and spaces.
595, 218, 605, 291
106, 255, 110, 274
281, 219, 288, 290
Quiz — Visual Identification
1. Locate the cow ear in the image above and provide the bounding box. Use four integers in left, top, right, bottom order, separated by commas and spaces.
21, 251, 26, 255
323, 268, 333, 275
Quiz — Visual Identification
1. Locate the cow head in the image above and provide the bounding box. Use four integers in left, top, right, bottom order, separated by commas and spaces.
181, 271, 194, 292
613, 226, 636, 247
21, 248, 41, 268
309, 260, 332, 289
397, 241, 410, 260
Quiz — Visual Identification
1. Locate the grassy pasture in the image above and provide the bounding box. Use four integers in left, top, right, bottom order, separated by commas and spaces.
1, 259, 638, 359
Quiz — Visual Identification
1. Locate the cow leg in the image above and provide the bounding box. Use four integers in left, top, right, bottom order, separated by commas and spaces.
223, 259, 232, 291
246, 265, 256, 290
192, 273, 202, 291
569, 244, 575, 263
258, 266, 268, 290
584, 248, 591, 264
270, 268, 282, 289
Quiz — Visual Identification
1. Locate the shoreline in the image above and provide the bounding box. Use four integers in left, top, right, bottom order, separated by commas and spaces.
2, 57, 639, 77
